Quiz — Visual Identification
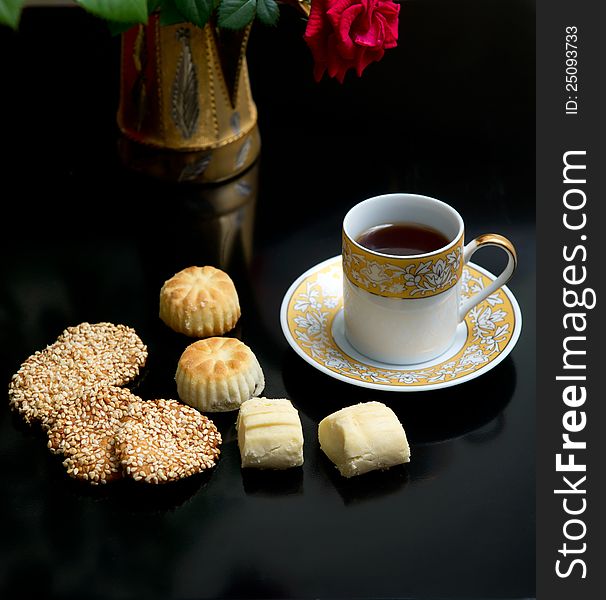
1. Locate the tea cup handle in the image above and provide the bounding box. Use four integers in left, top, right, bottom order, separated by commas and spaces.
458, 234, 518, 322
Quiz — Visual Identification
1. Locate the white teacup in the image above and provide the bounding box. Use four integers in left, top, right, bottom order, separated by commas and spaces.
342, 193, 517, 364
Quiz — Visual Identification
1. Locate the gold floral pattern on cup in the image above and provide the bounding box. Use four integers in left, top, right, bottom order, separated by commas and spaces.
342, 230, 465, 299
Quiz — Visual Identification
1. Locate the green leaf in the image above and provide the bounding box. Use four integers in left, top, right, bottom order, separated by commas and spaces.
107, 20, 137, 36
256, 0, 278, 27
106, 0, 159, 35
217, 0, 256, 30
75, 0, 148, 24
0, 0, 25, 29
159, 0, 187, 25
175, 0, 213, 27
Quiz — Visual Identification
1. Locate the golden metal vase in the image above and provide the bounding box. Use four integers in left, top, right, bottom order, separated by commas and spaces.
117, 15, 260, 183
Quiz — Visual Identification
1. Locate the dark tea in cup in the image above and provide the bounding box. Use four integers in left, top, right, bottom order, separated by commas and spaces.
356, 222, 450, 257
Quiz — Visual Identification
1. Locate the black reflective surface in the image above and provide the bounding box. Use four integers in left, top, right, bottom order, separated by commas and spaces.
0, 4, 535, 598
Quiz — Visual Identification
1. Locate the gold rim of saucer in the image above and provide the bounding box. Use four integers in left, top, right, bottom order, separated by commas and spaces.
280, 256, 522, 392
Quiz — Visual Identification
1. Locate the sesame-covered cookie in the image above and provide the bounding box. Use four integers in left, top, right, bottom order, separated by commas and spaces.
56, 322, 148, 388
116, 399, 222, 484
175, 337, 265, 412
47, 386, 143, 484
8, 322, 147, 428
159, 266, 241, 337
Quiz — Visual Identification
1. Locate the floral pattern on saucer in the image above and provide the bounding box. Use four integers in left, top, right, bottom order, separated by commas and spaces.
284, 257, 519, 389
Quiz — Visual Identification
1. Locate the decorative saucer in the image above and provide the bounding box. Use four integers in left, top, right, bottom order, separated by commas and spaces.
280, 256, 522, 392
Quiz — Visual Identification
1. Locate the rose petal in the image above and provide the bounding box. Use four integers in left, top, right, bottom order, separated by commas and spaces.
304, 0, 400, 82
355, 18, 385, 47
333, 5, 365, 56
354, 47, 384, 77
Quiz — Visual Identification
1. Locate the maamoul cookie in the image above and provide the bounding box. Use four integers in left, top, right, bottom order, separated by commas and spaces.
175, 337, 265, 412
47, 386, 142, 484
159, 266, 241, 337
8, 322, 147, 428
116, 399, 222, 484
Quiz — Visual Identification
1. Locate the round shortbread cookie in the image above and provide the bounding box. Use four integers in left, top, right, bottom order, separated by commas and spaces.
116, 399, 222, 484
159, 266, 241, 337
47, 386, 142, 484
8, 322, 147, 428
175, 337, 265, 412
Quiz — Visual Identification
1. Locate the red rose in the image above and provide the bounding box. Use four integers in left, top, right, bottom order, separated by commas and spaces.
304, 0, 400, 83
